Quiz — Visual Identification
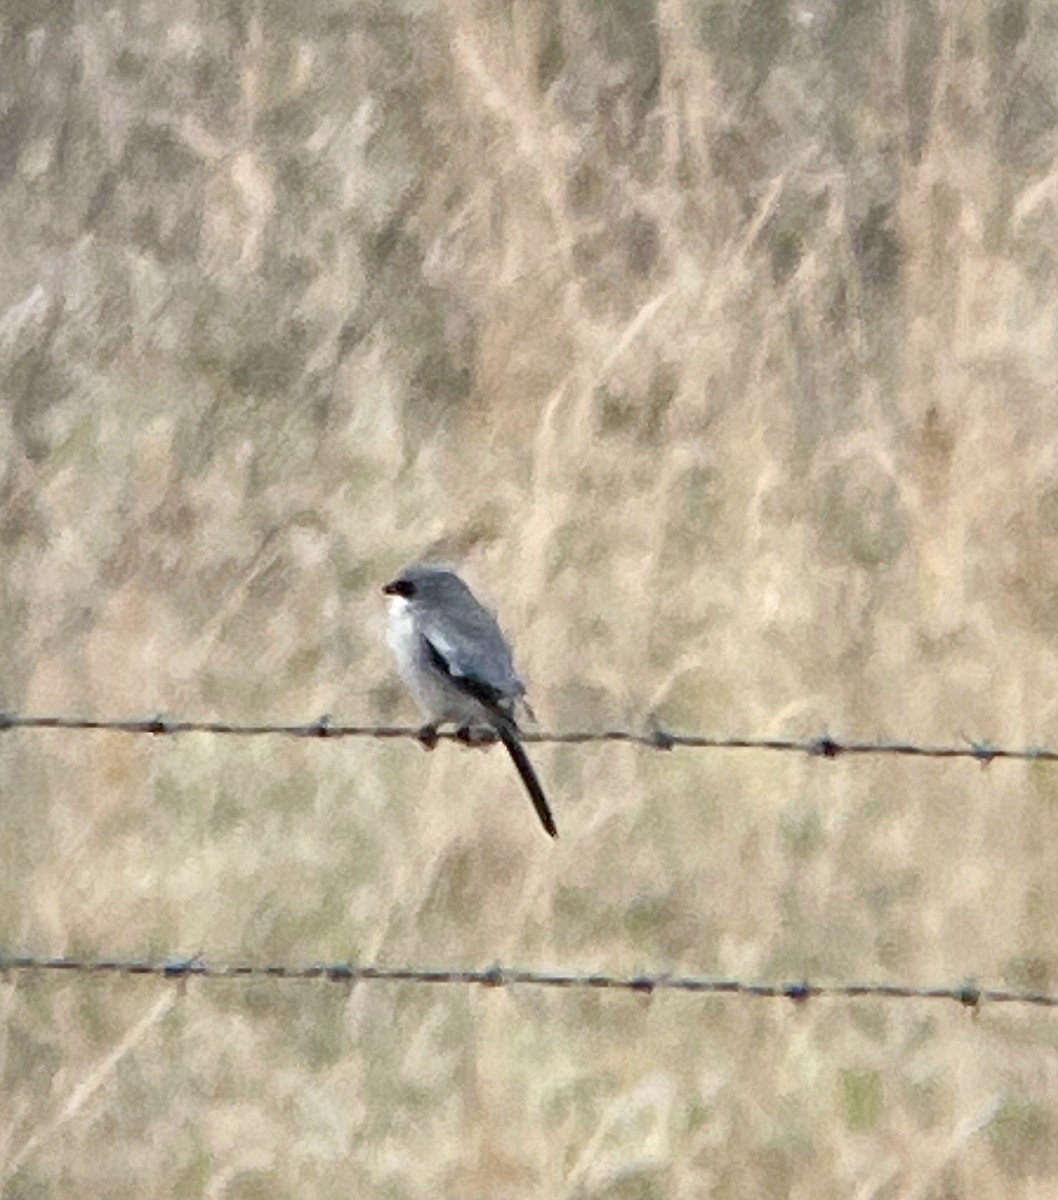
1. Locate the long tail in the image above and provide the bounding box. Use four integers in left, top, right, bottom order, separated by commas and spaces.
497, 725, 558, 839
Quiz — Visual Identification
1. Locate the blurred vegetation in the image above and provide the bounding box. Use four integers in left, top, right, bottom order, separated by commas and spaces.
2, 0, 1058, 1195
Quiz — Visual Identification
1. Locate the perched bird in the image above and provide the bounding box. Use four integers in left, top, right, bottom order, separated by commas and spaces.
382, 564, 557, 839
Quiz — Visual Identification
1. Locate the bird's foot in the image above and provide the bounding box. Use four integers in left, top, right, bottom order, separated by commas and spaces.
455, 724, 498, 748
417, 723, 440, 750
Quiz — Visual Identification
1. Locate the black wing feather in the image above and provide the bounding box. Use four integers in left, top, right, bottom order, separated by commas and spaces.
422, 635, 558, 839
423, 635, 508, 710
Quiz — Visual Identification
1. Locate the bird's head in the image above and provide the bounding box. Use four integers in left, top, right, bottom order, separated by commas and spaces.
382, 564, 470, 607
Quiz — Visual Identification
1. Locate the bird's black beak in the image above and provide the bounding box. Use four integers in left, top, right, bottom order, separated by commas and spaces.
382, 579, 413, 597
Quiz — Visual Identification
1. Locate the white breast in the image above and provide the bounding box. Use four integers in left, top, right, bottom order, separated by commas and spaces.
385, 595, 488, 726
385, 595, 419, 677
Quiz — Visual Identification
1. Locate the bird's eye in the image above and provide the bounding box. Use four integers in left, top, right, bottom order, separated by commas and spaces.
382, 579, 416, 598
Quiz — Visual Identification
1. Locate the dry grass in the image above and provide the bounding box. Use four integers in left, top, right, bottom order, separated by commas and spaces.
3, 0, 1058, 1195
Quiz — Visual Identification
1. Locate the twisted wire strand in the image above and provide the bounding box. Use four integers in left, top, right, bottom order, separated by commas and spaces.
0, 712, 1041, 762
0, 954, 1052, 1008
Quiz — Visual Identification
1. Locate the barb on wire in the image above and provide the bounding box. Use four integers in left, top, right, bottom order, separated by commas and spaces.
0, 953, 1054, 1009
0, 712, 1046, 763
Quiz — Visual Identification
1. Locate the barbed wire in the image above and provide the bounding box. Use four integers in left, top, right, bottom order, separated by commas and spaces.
0, 711, 1047, 763
0, 953, 1053, 1008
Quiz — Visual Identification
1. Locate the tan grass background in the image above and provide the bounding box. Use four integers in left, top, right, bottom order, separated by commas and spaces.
3, 0, 1058, 1195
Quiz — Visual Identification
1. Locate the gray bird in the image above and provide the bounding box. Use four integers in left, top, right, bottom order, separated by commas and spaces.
382, 564, 557, 839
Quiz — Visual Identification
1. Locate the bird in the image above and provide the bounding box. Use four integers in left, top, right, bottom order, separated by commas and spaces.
381, 564, 557, 839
